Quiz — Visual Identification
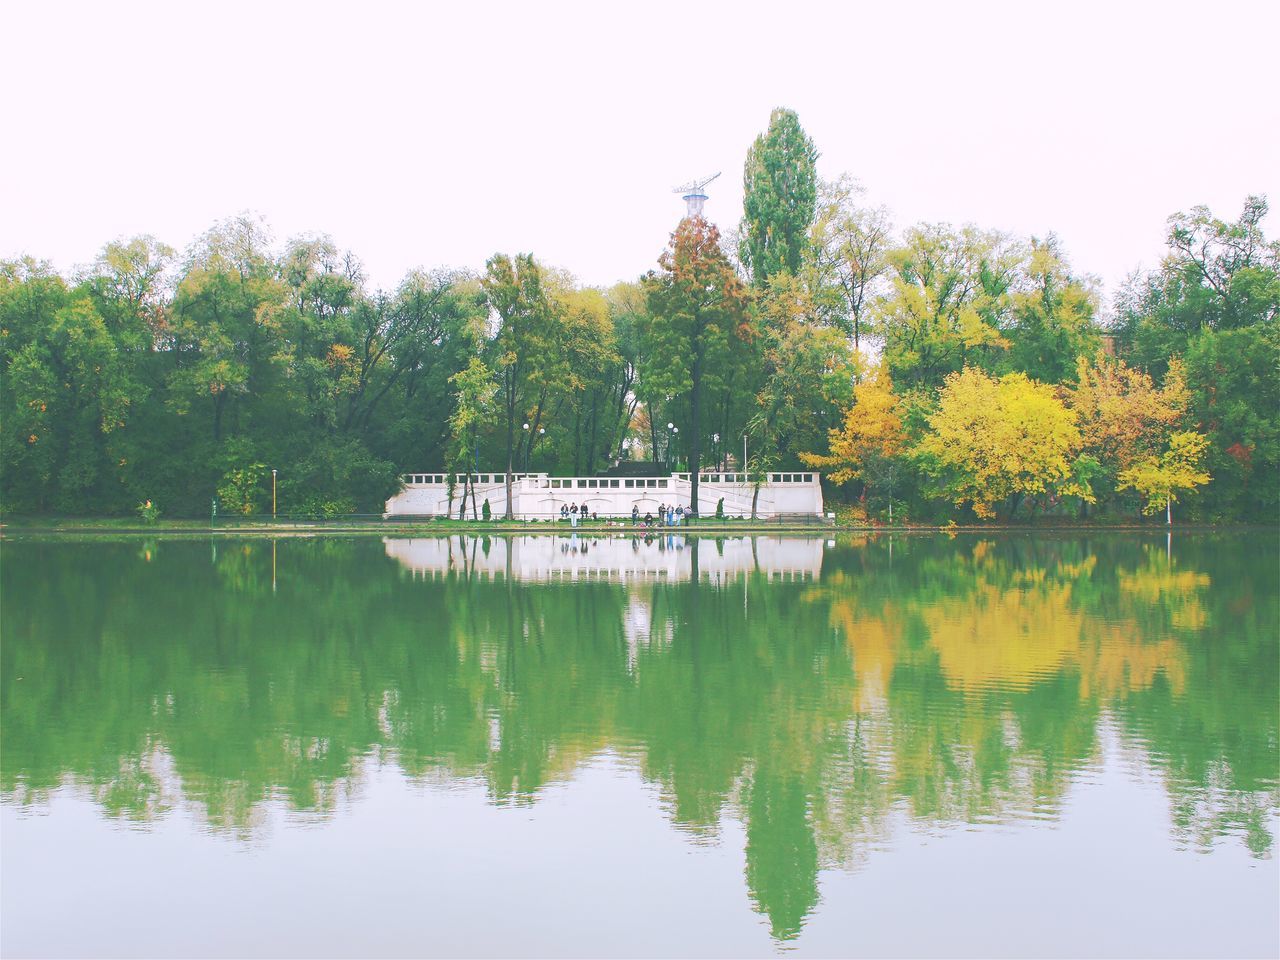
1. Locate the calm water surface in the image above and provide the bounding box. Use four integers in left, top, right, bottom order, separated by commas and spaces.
2, 532, 1277, 958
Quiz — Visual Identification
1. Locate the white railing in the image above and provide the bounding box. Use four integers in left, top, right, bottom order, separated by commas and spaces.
401, 472, 547, 486
401, 471, 818, 488
388, 470, 824, 519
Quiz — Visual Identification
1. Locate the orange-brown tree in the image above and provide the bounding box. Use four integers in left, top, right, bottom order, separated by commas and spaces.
641, 217, 749, 512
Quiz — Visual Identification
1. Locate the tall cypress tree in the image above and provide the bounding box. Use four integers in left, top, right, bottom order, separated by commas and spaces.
739, 108, 820, 286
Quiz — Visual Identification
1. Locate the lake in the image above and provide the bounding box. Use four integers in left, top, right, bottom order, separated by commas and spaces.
2, 531, 1277, 958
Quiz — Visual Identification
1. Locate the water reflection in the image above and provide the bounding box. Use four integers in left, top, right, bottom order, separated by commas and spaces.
384, 533, 824, 582
2, 532, 1276, 943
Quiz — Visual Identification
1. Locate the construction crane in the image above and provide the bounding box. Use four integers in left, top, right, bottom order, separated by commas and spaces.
673, 172, 720, 218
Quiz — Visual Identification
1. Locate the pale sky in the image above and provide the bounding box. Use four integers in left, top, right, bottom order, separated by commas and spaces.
4, 0, 1277, 308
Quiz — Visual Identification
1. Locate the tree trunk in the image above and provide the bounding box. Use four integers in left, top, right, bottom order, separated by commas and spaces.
213, 391, 227, 442
573, 408, 582, 476
689, 352, 704, 514
649, 405, 660, 465
586, 393, 600, 475
504, 396, 514, 520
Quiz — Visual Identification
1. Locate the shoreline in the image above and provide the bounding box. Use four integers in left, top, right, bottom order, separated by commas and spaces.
1, 518, 1271, 537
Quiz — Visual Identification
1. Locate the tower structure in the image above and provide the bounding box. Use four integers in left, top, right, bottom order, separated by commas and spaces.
673, 172, 720, 219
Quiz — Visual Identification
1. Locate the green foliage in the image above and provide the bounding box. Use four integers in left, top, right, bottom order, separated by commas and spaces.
0, 189, 1273, 522
1180, 324, 1280, 518
740, 107, 819, 286
135, 499, 160, 524
1115, 195, 1279, 374
1001, 237, 1101, 383
878, 224, 1020, 390
752, 273, 859, 465
809, 175, 893, 347
642, 217, 750, 507
217, 461, 268, 516
287, 495, 356, 519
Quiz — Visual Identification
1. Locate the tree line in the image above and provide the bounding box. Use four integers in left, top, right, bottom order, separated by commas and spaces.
2, 107, 1276, 520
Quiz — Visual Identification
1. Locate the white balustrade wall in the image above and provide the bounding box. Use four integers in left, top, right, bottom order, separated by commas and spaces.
384, 471, 824, 519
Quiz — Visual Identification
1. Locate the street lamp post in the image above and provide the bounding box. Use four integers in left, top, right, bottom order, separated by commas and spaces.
522, 422, 544, 474
272, 469, 277, 519
713, 433, 720, 472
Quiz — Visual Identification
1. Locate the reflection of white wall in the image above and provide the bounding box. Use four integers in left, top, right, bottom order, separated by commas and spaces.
383, 535, 826, 583
385, 474, 824, 519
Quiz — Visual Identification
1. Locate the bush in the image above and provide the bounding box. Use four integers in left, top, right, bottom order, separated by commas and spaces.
288, 495, 356, 519
832, 503, 869, 526
136, 499, 161, 524
217, 463, 268, 516
716, 497, 725, 519
481, 498, 492, 521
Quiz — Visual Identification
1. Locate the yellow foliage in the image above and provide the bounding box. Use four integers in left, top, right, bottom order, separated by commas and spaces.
1070, 354, 1188, 470
325, 343, 354, 368
1117, 431, 1212, 514
811, 570, 903, 712
917, 367, 1087, 517
923, 581, 1080, 692
812, 547, 1189, 705
800, 365, 902, 485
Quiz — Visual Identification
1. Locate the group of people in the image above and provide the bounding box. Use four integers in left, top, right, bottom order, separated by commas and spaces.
559, 503, 598, 525
631, 503, 693, 528
556, 502, 694, 527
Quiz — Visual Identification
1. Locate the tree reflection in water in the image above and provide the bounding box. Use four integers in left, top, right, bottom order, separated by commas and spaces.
2, 532, 1276, 941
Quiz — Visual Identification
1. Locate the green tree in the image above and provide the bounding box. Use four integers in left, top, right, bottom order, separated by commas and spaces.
753, 273, 858, 466
1, 284, 147, 512
167, 216, 285, 443
1181, 324, 1280, 518
878, 225, 1020, 390
1002, 236, 1100, 383
376, 272, 486, 472
601, 282, 648, 462
448, 357, 497, 519
809, 175, 893, 350
482, 254, 560, 518
1115, 195, 1279, 374
740, 107, 819, 286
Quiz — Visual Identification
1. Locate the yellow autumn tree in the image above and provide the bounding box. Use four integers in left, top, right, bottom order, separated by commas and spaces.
800, 364, 903, 485
1070, 353, 1190, 471
1116, 430, 1211, 521
916, 367, 1091, 518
